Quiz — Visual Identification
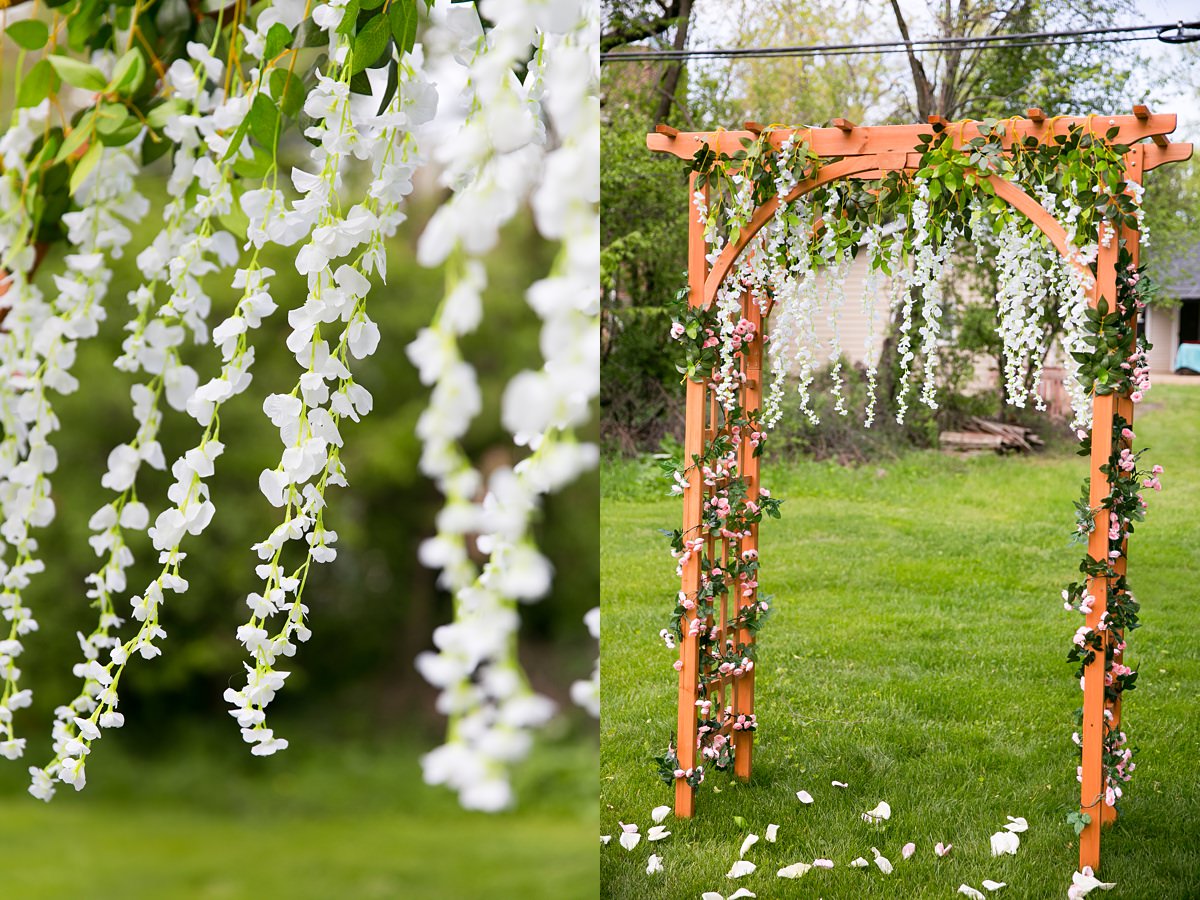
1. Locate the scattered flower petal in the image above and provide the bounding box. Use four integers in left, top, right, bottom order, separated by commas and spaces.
812, 859, 834, 869
728, 891, 757, 900
648, 825, 671, 842
1004, 816, 1028, 833
652, 805, 672, 824
739, 833, 759, 858
832, 780, 849, 788
796, 790, 814, 804
959, 886, 986, 900
1070, 866, 1117, 898
619, 831, 641, 851
765, 824, 779, 843
902, 842, 916, 860
935, 842, 953, 857
849, 857, 869, 868
990, 831, 1019, 856
777, 862, 812, 879
600, 835, 611, 845
646, 854, 663, 875
872, 847, 893, 874
862, 801, 891, 824
982, 880, 1007, 891
726, 860, 756, 879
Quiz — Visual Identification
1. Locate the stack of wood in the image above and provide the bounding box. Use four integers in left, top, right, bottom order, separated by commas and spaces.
939, 417, 1044, 454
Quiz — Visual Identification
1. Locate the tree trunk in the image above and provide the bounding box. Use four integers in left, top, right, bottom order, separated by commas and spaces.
653, 0, 692, 125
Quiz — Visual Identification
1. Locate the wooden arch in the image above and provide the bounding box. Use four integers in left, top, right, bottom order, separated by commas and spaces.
647, 109, 1192, 873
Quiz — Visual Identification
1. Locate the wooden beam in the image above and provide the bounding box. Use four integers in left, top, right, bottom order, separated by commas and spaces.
927, 114, 948, 131
831, 117, 855, 132
655, 123, 679, 138
646, 114, 1179, 160
1026, 108, 1045, 123
744, 121, 763, 135
675, 172, 709, 819
1132, 104, 1150, 120
1143, 142, 1192, 170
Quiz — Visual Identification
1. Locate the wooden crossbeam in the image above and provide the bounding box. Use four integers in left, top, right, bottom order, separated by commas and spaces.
744, 120, 763, 135
1133, 105, 1169, 146
647, 114, 1179, 160
654, 123, 679, 138
831, 117, 855, 132
1026, 107, 1045, 123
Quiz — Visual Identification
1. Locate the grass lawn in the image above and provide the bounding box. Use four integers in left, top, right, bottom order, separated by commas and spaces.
600, 384, 1200, 899
0, 734, 596, 898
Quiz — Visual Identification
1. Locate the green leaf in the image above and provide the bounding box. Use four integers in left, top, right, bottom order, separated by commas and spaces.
271, 67, 306, 119
732, 816, 748, 830
146, 98, 187, 129
247, 93, 280, 149
54, 111, 95, 163
48, 54, 108, 92
69, 141, 102, 195
17, 58, 58, 108
6, 19, 49, 50
291, 17, 327, 49
264, 21, 293, 59
387, 0, 418, 54
352, 12, 391, 73
109, 48, 146, 95
376, 56, 398, 115
336, 0, 361, 36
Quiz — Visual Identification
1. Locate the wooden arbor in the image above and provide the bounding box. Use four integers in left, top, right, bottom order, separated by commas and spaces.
648, 110, 1191, 872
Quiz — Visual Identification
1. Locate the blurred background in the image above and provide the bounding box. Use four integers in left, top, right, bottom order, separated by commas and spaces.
0, 175, 599, 896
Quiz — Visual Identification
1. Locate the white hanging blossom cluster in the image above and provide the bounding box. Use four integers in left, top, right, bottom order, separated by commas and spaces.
32, 31, 298, 794
0, 133, 147, 764
412, 0, 599, 812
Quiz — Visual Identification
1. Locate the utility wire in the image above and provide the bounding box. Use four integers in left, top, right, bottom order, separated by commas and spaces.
601, 20, 1200, 63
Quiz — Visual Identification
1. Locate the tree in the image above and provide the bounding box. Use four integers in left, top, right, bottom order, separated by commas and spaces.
0, 0, 599, 810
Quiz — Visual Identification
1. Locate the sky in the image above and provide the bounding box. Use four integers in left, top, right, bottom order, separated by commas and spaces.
688, 0, 1200, 141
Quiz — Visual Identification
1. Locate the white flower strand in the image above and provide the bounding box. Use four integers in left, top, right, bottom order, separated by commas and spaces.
0, 145, 146, 763
414, 0, 599, 811
224, 38, 429, 757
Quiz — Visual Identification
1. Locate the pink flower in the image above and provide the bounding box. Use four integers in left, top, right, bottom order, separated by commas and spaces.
1131, 391, 1143, 402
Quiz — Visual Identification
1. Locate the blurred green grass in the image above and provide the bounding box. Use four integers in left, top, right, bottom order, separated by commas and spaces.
600, 385, 1200, 898
0, 733, 597, 898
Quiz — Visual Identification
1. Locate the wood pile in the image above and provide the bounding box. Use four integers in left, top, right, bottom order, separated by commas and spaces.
939, 417, 1044, 454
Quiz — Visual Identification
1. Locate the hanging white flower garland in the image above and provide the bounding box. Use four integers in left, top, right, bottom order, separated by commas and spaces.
0, 0, 599, 808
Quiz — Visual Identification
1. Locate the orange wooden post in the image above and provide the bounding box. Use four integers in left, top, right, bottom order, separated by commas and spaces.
675, 174, 709, 818
1099, 147, 1144, 828
1080, 229, 1120, 871
733, 292, 762, 782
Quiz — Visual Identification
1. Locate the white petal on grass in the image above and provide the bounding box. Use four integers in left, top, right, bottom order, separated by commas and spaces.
990, 831, 1020, 856
600, 835, 611, 844
702, 893, 725, 900
777, 862, 812, 879
902, 842, 916, 859
647, 825, 671, 842
726, 860, 756, 879
832, 780, 849, 788
872, 848, 893, 874
1070, 867, 1117, 897
813, 859, 834, 869
796, 790, 814, 804
849, 857, 869, 868
728, 891, 757, 900
959, 886, 987, 900
652, 805, 672, 824
646, 854, 663, 875
619, 832, 641, 851
982, 880, 1007, 891
862, 801, 891, 824
739, 834, 759, 858
1004, 816, 1029, 833
765, 824, 779, 843
935, 842, 953, 857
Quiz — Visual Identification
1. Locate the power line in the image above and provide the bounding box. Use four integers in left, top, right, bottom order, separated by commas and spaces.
601, 20, 1200, 63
